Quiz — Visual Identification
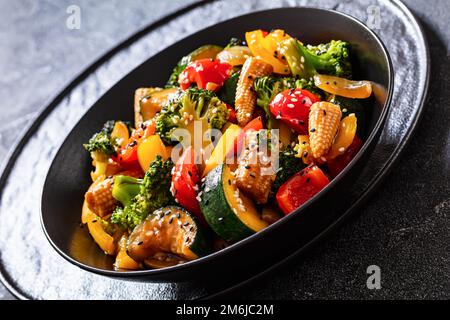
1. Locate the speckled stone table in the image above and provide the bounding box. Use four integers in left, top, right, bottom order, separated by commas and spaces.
0, 0, 449, 299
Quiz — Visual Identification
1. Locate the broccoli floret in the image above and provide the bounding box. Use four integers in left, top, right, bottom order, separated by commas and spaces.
111, 155, 174, 230
83, 120, 119, 160
273, 147, 306, 191
140, 156, 174, 209
155, 109, 179, 145
166, 63, 186, 88
294, 78, 328, 100
156, 88, 229, 145
254, 76, 297, 129
224, 37, 245, 49
283, 38, 352, 79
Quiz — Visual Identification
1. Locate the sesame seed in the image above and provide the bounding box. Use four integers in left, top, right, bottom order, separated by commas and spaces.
339, 147, 346, 153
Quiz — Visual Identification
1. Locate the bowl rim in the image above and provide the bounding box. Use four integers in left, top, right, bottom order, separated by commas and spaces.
40, 6, 395, 278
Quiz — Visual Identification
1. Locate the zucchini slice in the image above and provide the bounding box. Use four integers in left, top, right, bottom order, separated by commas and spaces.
127, 206, 209, 263
200, 164, 268, 242
185, 44, 223, 62
134, 87, 178, 127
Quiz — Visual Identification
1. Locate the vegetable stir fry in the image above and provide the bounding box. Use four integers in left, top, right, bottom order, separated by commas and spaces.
81, 29, 373, 270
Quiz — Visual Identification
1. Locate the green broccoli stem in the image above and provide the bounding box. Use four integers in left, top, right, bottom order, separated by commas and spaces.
112, 175, 142, 207
111, 156, 174, 230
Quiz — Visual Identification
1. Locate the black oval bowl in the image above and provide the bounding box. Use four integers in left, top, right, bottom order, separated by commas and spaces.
41, 7, 393, 282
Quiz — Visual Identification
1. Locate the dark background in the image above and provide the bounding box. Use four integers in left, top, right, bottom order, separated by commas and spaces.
0, 0, 449, 299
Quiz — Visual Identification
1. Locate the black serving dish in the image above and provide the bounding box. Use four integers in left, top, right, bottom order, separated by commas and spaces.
41, 7, 393, 282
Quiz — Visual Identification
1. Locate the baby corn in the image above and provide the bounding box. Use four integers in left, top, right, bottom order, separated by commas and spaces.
85, 176, 117, 217
235, 132, 275, 204
235, 57, 273, 126
308, 102, 342, 159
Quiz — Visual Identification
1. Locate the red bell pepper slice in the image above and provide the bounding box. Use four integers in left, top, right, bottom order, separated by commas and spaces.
327, 136, 362, 178
178, 59, 232, 91
171, 146, 204, 221
269, 89, 321, 134
226, 104, 238, 124
115, 121, 155, 171
276, 165, 330, 215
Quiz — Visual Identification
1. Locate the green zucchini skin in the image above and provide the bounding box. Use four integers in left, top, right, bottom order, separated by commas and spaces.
165, 206, 210, 258
185, 45, 223, 63
199, 165, 255, 243
131, 206, 210, 259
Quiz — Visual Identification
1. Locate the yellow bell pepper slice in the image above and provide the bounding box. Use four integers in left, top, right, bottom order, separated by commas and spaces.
262, 29, 290, 55
314, 74, 372, 99
274, 120, 294, 148
326, 114, 357, 159
203, 124, 241, 177
111, 121, 130, 148
85, 211, 116, 255
245, 30, 290, 74
137, 134, 168, 172
81, 199, 92, 224
114, 235, 140, 270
